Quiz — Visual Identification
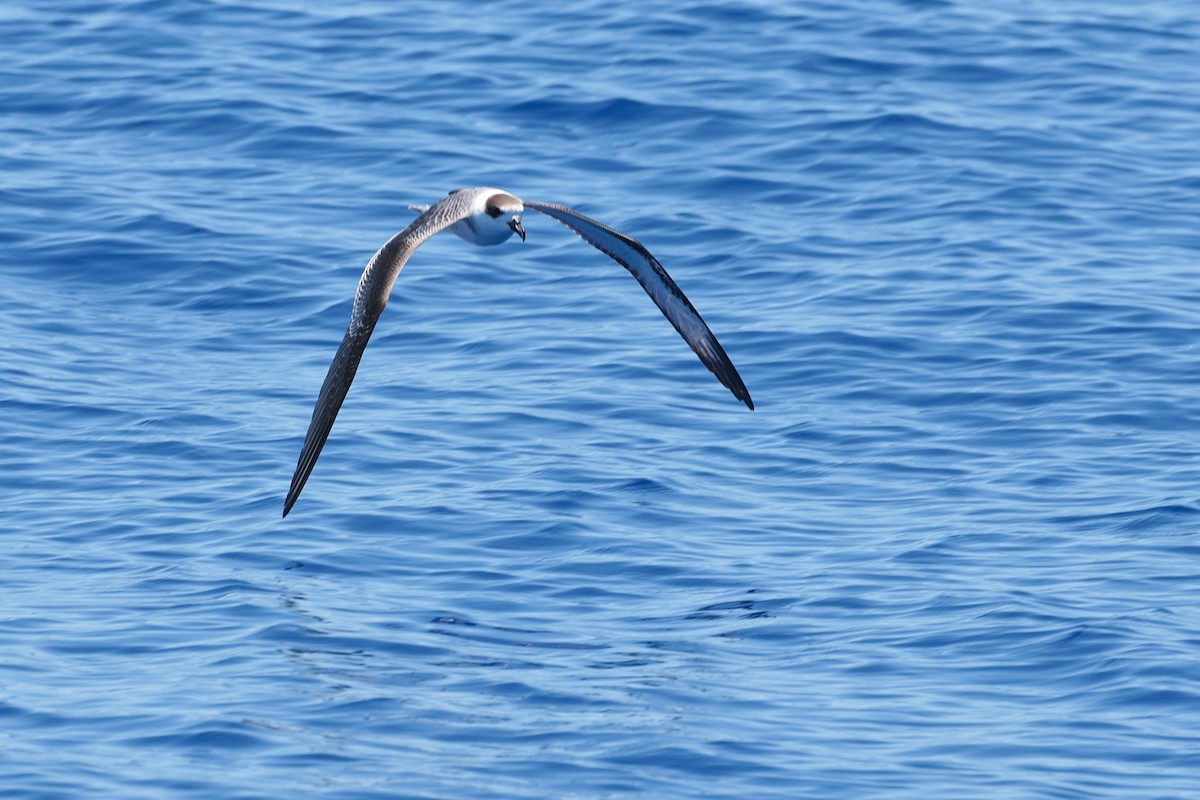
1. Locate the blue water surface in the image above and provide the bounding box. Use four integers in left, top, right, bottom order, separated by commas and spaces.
3, 1, 1200, 797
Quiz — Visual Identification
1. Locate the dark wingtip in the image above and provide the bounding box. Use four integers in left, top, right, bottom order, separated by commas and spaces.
282, 455, 314, 520
282, 489, 298, 517
698, 332, 753, 412
280, 322, 377, 522
730, 383, 753, 410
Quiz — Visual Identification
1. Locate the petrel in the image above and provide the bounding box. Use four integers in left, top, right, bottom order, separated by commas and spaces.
284, 187, 752, 516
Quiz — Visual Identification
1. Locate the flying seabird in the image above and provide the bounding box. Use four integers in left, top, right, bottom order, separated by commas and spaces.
283, 187, 752, 517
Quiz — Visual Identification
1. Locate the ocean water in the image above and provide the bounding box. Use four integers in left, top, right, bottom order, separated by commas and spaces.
2, 0, 1199, 797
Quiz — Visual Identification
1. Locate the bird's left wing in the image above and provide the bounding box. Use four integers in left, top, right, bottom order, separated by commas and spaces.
523, 200, 753, 410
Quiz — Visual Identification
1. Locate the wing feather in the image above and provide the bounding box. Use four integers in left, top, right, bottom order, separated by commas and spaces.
282, 195, 472, 516
523, 200, 753, 410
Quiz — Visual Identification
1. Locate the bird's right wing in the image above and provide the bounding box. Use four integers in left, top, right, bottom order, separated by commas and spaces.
283, 195, 472, 517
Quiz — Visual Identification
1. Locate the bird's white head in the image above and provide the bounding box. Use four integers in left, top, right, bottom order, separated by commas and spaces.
448, 187, 525, 246
484, 191, 526, 244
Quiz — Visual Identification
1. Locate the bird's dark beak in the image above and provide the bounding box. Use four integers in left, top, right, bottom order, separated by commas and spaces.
509, 218, 526, 242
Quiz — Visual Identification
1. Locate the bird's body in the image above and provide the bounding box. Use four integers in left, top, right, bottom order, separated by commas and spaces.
443, 188, 525, 246
284, 187, 752, 517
